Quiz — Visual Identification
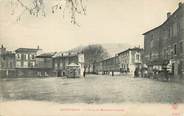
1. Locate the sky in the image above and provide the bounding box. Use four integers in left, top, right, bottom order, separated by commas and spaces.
0, 0, 184, 52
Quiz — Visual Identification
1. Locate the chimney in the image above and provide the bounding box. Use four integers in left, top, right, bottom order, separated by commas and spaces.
179, 2, 183, 8
167, 12, 171, 19
1, 44, 3, 48
37, 45, 39, 49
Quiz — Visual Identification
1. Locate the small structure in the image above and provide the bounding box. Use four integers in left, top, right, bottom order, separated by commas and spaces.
66, 63, 81, 78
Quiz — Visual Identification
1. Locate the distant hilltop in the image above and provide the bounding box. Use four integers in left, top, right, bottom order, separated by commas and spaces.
100, 43, 132, 57
67, 43, 132, 58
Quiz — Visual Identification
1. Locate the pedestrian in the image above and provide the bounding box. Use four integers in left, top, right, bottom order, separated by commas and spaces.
165, 69, 169, 81
83, 70, 86, 77
144, 69, 148, 78
134, 68, 138, 77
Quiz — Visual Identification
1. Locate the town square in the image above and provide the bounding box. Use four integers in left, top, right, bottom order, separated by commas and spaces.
0, 1, 184, 115
1, 75, 184, 103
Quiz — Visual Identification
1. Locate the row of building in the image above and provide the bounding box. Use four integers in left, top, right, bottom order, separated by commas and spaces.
0, 45, 84, 78
93, 2, 184, 79
93, 47, 143, 76
1, 2, 184, 78
143, 2, 184, 78
0, 44, 143, 78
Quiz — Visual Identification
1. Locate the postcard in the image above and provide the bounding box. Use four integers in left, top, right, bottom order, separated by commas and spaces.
0, 0, 184, 116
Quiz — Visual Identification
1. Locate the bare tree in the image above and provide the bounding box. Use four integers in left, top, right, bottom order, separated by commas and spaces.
83, 44, 109, 73
64, 44, 109, 73
10, 0, 87, 25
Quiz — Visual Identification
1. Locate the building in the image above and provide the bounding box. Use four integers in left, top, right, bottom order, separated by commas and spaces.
143, 2, 184, 78
15, 46, 42, 77
101, 55, 120, 75
15, 46, 42, 68
93, 61, 103, 74
93, 47, 143, 76
118, 47, 143, 75
53, 52, 85, 77
0, 45, 16, 78
35, 52, 56, 77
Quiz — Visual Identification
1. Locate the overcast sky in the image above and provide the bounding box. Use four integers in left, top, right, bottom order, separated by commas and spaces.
0, 0, 183, 52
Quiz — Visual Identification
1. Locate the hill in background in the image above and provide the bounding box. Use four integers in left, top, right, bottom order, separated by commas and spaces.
67, 43, 132, 58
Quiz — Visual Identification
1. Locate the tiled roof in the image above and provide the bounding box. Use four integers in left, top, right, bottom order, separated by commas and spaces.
53, 51, 78, 58
0, 51, 15, 56
118, 47, 143, 55
15, 48, 41, 52
67, 63, 79, 67
36, 52, 56, 58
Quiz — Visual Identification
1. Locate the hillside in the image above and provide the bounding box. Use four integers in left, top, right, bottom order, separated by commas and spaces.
67, 43, 132, 58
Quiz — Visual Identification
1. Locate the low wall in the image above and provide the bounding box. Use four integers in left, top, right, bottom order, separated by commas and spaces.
16, 68, 56, 77
0, 70, 16, 78
0, 68, 56, 78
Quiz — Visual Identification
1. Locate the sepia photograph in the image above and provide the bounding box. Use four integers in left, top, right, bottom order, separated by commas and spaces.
0, 0, 184, 115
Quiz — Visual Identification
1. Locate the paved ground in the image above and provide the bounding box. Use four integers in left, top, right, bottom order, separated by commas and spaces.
0, 75, 184, 104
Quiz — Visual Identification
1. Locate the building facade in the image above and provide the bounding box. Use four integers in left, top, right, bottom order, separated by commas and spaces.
15, 47, 42, 77
143, 2, 184, 78
53, 52, 85, 77
118, 47, 143, 75
15, 47, 42, 68
94, 47, 143, 76
101, 55, 120, 75
35, 52, 56, 77
0, 45, 16, 78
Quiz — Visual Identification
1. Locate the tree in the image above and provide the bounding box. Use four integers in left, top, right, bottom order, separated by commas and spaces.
83, 44, 109, 73
66, 44, 109, 73
10, 0, 87, 25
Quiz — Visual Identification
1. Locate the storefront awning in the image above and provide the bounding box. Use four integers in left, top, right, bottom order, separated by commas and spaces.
147, 59, 169, 66
67, 63, 80, 67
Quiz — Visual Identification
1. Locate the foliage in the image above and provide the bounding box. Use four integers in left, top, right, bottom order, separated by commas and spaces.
10, 0, 87, 25
82, 44, 109, 69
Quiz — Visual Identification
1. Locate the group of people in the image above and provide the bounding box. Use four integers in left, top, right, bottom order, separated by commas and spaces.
134, 66, 174, 81
134, 67, 148, 78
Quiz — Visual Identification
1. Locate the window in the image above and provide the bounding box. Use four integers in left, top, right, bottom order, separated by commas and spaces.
174, 44, 177, 55
150, 40, 154, 49
3, 56, 5, 60
173, 23, 178, 37
180, 42, 183, 53
16, 54, 21, 59
171, 51, 174, 59
149, 52, 152, 60
54, 63, 57, 69
23, 61, 28, 68
163, 49, 167, 59
16, 61, 21, 67
136, 54, 140, 61
30, 62, 35, 68
25, 54, 28, 60
31, 55, 35, 59
23, 54, 26, 60
177, 23, 180, 34
9, 62, 13, 68
169, 25, 173, 38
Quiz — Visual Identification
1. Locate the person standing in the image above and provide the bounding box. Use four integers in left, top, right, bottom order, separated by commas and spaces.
83, 70, 86, 77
